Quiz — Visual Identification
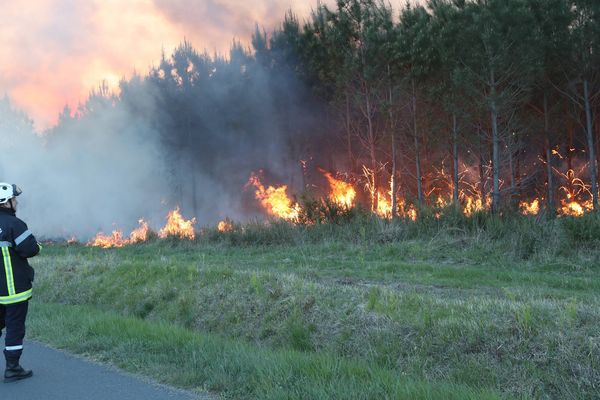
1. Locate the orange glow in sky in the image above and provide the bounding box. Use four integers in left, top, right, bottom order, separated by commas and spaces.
1, 0, 334, 130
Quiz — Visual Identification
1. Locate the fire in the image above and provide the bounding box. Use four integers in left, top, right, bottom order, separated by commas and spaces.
373, 192, 418, 221
559, 192, 592, 217
158, 208, 196, 240
432, 196, 449, 219
435, 196, 449, 209
561, 200, 587, 216
376, 191, 392, 219
247, 172, 300, 221
89, 230, 128, 249
89, 163, 597, 249
319, 168, 356, 208
557, 169, 594, 217
130, 219, 150, 243
398, 199, 418, 221
218, 220, 234, 232
462, 195, 488, 216
520, 199, 540, 215
89, 218, 151, 248
89, 210, 195, 248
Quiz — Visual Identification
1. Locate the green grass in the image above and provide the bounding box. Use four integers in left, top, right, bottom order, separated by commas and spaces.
30, 214, 600, 399
28, 303, 499, 400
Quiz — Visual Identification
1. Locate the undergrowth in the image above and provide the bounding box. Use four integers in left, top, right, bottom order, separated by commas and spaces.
202, 208, 600, 263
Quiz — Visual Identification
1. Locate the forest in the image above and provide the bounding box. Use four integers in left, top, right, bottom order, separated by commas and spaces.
10, 0, 600, 225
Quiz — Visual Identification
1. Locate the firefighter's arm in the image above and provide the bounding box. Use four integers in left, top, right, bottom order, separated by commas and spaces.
12, 220, 40, 258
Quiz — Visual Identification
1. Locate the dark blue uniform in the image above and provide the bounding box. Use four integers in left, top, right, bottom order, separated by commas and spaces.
0, 207, 40, 359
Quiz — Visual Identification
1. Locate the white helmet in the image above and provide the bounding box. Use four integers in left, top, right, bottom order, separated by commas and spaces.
0, 183, 22, 204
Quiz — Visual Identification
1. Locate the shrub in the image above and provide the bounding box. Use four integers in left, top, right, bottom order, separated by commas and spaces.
562, 213, 600, 243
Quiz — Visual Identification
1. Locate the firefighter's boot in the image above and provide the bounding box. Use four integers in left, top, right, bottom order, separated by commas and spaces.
4, 350, 32, 383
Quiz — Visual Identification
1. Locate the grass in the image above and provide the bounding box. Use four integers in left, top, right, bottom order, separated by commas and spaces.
29, 212, 600, 399
28, 303, 499, 400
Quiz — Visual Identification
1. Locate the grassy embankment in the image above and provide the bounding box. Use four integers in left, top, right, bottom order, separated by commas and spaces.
28, 211, 600, 399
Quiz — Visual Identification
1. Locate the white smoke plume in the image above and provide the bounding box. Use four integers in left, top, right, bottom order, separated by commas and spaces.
0, 95, 173, 241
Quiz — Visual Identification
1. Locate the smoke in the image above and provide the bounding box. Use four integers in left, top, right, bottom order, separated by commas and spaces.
151, 0, 326, 44
0, 0, 336, 241
0, 0, 191, 129
0, 95, 173, 240
0, 31, 327, 241
0, 0, 336, 130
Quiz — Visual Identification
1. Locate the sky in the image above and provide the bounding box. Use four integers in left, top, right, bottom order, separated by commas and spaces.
1, 0, 342, 130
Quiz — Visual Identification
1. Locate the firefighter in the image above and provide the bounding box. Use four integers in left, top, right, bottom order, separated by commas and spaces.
0, 183, 40, 383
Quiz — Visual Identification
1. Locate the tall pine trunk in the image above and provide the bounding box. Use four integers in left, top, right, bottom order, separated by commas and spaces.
490, 69, 501, 214
583, 79, 598, 211
567, 102, 574, 175
412, 79, 423, 208
452, 113, 459, 204
345, 92, 354, 173
508, 138, 517, 210
187, 116, 198, 218
478, 125, 486, 201
365, 87, 378, 212
388, 67, 397, 219
592, 106, 600, 181
391, 132, 397, 218
595, 107, 600, 181
544, 94, 556, 217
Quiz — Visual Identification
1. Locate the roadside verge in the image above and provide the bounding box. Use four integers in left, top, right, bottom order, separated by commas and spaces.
27, 302, 501, 400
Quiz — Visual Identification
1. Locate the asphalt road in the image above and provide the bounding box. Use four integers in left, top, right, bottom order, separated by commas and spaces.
1, 341, 214, 400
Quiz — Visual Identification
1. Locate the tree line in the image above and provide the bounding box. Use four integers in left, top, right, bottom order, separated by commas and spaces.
43, 0, 599, 218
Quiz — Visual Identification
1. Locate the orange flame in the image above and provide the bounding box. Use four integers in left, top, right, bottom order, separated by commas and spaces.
91, 162, 597, 247
557, 169, 594, 216
462, 195, 488, 216
318, 168, 356, 208
399, 199, 418, 221
130, 219, 150, 243
89, 218, 151, 248
376, 191, 392, 219
89, 230, 129, 249
247, 172, 300, 221
218, 220, 234, 232
435, 196, 449, 209
158, 208, 196, 240
375, 192, 418, 221
520, 199, 540, 216
89, 210, 195, 248
561, 201, 586, 216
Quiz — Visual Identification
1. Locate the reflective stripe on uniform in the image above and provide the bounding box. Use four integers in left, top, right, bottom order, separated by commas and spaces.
14, 230, 32, 246
5, 345, 23, 351
0, 288, 32, 305
0, 241, 12, 247
1, 247, 16, 296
